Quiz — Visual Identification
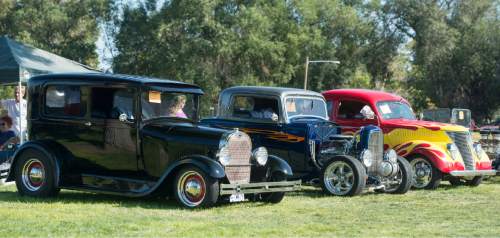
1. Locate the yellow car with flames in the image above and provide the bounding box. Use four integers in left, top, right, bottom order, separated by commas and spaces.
323, 89, 496, 189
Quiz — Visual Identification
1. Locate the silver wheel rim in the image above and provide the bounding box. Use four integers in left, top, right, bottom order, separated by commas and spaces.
21, 158, 45, 192
410, 158, 432, 188
323, 161, 355, 195
177, 171, 206, 207
384, 164, 404, 192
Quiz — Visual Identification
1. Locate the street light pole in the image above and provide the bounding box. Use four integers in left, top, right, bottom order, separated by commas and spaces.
303, 58, 340, 90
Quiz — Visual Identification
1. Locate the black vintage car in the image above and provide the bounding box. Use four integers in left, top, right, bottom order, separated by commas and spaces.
2, 74, 300, 208
202, 86, 413, 196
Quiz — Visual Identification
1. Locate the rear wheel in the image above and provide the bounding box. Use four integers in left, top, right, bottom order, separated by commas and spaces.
174, 166, 219, 208
384, 156, 412, 194
15, 149, 59, 197
409, 156, 441, 189
320, 157, 366, 196
465, 176, 483, 186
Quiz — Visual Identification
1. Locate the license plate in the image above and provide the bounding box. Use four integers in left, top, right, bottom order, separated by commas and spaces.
229, 193, 245, 203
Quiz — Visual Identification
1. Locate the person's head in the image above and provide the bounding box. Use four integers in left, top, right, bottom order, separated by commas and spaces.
15, 86, 26, 102
0, 116, 13, 132
166, 95, 187, 115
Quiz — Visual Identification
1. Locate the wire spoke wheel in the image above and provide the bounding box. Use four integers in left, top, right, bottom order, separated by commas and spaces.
410, 158, 433, 189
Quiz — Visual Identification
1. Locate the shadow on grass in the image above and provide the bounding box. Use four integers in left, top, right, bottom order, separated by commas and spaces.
0, 188, 180, 210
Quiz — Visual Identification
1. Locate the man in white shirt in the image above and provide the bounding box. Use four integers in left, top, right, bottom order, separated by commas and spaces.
1, 86, 27, 138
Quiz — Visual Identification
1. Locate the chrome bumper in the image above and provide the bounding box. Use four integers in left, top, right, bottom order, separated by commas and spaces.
0, 163, 10, 180
219, 180, 301, 195
449, 170, 497, 177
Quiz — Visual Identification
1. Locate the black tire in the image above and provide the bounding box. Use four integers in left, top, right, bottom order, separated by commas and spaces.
320, 156, 366, 196
385, 156, 412, 194
409, 156, 442, 190
257, 172, 286, 203
448, 177, 463, 186
465, 176, 483, 186
15, 149, 59, 197
173, 166, 219, 208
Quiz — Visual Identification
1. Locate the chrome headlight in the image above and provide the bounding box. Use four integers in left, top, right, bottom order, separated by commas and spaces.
384, 149, 398, 163
253, 147, 268, 166
447, 143, 462, 161
361, 149, 373, 167
217, 146, 231, 166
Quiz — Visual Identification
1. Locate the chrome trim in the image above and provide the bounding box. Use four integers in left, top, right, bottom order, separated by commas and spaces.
309, 140, 321, 169
21, 158, 45, 192
176, 170, 206, 207
219, 180, 301, 195
323, 161, 355, 195
449, 170, 496, 177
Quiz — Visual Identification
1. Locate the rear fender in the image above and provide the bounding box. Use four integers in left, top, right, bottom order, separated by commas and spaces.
6, 140, 67, 185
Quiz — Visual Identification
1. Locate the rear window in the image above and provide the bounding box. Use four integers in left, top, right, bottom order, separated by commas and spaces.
45, 85, 86, 118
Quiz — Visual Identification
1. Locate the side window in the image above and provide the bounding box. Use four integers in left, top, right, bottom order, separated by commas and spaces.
337, 100, 373, 120
326, 100, 334, 119
231, 96, 279, 121
45, 85, 86, 117
91, 88, 135, 120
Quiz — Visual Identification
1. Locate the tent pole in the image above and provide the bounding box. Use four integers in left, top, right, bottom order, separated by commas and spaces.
18, 69, 23, 144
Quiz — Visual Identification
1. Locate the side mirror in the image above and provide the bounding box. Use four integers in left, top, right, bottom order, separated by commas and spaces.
119, 113, 134, 124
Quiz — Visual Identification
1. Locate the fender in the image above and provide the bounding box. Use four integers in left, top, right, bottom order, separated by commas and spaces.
163, 155, 226, 179
393, 140, 456, 174
6, 140, 65, 185
266, 155, 293, 177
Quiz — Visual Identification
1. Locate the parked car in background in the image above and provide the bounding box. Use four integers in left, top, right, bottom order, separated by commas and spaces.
202, 87, 412, 196
3, 73, 300, 208
479, 122, 500, 173
323, 89, 496, 189
422, 108, 475, 130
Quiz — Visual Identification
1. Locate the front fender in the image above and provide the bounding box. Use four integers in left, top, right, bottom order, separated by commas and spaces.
399, 140, 456, 173
164, 155, 226, 179
6, 140, 65, 185
266, 155, 293, 177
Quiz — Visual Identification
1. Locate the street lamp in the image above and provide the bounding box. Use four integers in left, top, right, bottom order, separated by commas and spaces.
304, 57, 340, 90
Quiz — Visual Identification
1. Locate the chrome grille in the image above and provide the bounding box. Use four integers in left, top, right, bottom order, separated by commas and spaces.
223, 131, 252, 184
367, 130, 384, 175
447, 131, 475, 170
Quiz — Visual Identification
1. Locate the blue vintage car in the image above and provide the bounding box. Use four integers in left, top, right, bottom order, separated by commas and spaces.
202, 86, 412, 196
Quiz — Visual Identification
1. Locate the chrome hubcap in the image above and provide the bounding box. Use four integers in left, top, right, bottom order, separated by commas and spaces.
177, 171, 206, 207
324, 161, 354, 195
411, 158, 432, 188
22, 158, 45, 192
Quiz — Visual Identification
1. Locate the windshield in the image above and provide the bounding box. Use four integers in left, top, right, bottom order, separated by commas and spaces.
285, 97, 328, 120
376, 101, 416, 120
141, 91, 198, 121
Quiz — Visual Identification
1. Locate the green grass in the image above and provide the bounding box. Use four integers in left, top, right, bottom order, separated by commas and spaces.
1, 177, 500, 237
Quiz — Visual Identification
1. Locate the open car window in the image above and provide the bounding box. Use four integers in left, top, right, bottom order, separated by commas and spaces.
91, 88, 135, 120
336, 100, 372, 120
142, 91, 197, 121
230, 95, 279, 122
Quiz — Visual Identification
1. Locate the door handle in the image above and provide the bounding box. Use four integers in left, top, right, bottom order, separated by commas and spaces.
84, 121, 92, 127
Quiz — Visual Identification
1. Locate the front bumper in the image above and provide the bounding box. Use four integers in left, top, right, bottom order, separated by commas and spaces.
219, 180, 301, 195
0, 162, 10, 180
449, 170, 497, 177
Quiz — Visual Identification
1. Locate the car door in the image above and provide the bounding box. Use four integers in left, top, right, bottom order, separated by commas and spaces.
333, 99, 378, 135
83, 86, 139, 177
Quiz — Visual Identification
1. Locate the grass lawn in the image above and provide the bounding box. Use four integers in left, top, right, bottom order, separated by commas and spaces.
1, 177, 499, 237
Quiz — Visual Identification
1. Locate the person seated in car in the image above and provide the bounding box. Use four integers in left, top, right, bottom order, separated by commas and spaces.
0, 116, 17, 150
164, 95, 188, 118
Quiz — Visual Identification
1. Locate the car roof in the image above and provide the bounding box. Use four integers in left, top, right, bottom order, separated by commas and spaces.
322, 89, 404, 104
29, 73, 201, 90
221, 86, 324, 98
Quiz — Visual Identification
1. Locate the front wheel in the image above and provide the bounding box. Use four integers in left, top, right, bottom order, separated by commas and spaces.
173, 166, 219, 208
409, 156, 442, 189
15, 149, 59, 197
257, 172, 286, 203
384, 156, 412, 194
465, 176, 483, 186
320, 157, 366, 196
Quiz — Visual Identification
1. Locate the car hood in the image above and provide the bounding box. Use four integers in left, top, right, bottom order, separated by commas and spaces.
382, 118, 468, 132
141, 120, 230, 148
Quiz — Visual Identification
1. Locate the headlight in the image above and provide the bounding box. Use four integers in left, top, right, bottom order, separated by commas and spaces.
217, 146, 231, 166
253, 147, 268, 166
361, 149, 373, 167
384, 149, 398, 163
473, 143, 484, 156
447, 143, 462, 161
